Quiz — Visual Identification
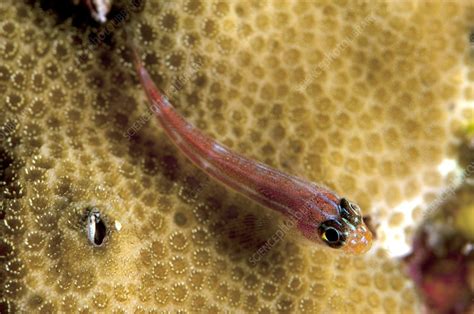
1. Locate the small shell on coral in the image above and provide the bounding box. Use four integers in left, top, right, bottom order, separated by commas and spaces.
86, 208, 108, 247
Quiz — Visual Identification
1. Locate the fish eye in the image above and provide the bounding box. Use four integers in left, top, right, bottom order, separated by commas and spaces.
339, 198, 361, 226
87, 208, 107, 247
318, 219, 347, 248
323, 227, 340, 243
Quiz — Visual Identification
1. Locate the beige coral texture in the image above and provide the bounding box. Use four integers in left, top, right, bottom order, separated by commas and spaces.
1, 0, 473, 313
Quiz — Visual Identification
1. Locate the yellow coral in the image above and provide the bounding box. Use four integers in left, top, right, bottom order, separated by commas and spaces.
1, 0, 473, 312
455, 203, 474, 240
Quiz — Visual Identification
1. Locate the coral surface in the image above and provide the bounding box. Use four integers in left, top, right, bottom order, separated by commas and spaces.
1, 0, 473, 312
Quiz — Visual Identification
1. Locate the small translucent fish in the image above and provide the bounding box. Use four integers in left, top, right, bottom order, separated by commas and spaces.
133, 51, 373, 254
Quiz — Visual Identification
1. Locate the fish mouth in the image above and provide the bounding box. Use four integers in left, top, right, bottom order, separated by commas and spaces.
344, 224, 373, 254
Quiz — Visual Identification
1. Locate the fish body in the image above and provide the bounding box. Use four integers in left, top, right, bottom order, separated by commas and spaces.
133, 52, 373, 254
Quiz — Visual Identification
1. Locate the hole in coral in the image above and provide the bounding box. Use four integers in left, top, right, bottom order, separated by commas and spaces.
86, 208, 107, 247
